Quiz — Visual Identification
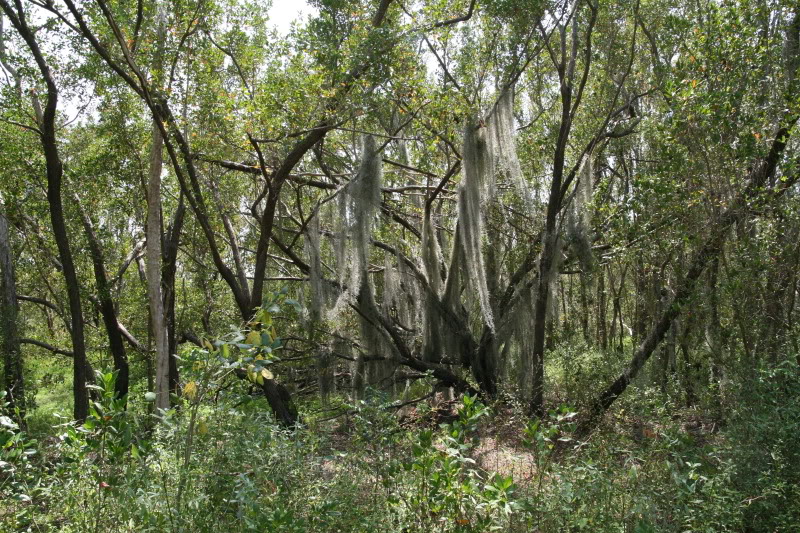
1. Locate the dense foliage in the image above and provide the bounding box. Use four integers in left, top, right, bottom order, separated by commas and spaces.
1, 0, 799, 530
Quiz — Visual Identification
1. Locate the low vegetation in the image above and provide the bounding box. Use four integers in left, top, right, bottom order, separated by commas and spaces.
3, 333, 799, 531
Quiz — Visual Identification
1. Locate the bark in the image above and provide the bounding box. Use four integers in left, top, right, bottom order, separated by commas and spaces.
0, 210, 24, 419
74, 194, 129, 399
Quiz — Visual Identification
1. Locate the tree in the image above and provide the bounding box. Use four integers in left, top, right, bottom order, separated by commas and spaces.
0, 0, 89, 421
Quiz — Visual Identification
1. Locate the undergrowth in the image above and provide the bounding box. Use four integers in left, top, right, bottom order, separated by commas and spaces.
2, 357, 799, 532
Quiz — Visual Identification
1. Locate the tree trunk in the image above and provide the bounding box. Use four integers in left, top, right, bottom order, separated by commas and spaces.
597, 267, 607, 349
48, 142, 88, 422
530, 5, 598, 416
162, 194, 185, 394
579, 274, 590, 345
74, 194, 129, 399
147, 121, 171, 411
706, 256, 724, 392
473, 333, 498, 397
0, 209, 24, 420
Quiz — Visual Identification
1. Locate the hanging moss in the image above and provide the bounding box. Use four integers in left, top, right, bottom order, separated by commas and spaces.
487, 87, 528, 202
459, 121, 496, 332
567, 153, 595, 272
305, 211, 324, 322
331, 135, 383, 316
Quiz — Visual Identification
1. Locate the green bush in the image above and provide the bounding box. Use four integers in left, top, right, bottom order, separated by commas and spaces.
725, 361, 800, 532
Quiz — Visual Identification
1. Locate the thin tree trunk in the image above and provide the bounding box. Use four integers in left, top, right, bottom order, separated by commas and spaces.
147, 120, 170, 411
0, 209, 24, 420
597, 267, 607, 349
163, 194, 185, 394
45, 120, 88, 422
678, 318, 698, 407
786, 241, 800, 359
633, 261, 649, 344
146, 4, 170, 411
706, 256, 723, 390
579, 274, 590, 345
74, 194, 129, 399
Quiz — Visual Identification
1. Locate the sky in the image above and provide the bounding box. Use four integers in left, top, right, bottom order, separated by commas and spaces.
267, 1, 315, 35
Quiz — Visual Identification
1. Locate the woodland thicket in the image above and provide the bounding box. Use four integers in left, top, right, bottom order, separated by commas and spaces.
1, 0, 800, 531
